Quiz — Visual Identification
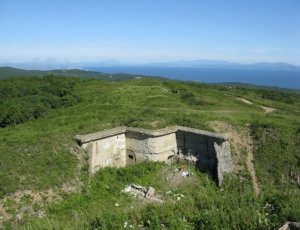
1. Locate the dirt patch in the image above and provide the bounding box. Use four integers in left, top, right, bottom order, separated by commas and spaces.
259, 106, 276, 113
8, 189, 60, 204
0, 188, 62, 222
236, 97, 253, 105
209, 121, 260, 195
209, 121, 243, 169
0, 185, 81, 223
163, 166, 195, 188
147, 120, 161, 128
154, 166, 195, 189
0, 203, 8, 221
0, 144, 86, 223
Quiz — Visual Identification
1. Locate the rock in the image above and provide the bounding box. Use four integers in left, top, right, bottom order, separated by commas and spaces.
123, 184, 147, 198
175, 193, 185, 201
289, 222, 300, 230
122, 184, 163, 203
181, 170, 191, 177
36, 210, 46, 218
278, 222, 300, 230
166, 191, 172, 195
131, 184, 145, 190
124, 185, 131, 193
145, 187, 155, 198
16, 213, 22, 221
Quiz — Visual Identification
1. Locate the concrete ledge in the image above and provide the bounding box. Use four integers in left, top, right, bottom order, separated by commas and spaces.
76, 126, 229, 144
75, 126, 127, 144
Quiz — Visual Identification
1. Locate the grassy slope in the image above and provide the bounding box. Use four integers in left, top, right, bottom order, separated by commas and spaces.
0, 77, 299, 229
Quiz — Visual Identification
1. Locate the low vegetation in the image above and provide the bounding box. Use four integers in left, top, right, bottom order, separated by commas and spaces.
0, 74, 299, 229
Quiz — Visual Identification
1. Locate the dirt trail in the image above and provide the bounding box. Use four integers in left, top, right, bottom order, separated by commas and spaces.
236, 97, 276, 114
243, 131, 260, 196
209, 121, 260, 196
236, 97, 253, 105
259, 105, 276, 113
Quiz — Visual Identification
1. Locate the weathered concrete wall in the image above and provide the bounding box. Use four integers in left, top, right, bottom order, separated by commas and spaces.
126, 130, 177, 164
75, 126, 234, 185
176, 130, 218, 181
215, 141, 233, 184
81, 133, 126, 173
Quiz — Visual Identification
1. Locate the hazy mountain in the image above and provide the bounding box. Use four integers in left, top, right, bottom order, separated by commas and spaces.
247, 62, 300, 70
144, 60, 241, 68
84, 60, 300, 71
143, 60, 300, 70
2, 60, 300, 71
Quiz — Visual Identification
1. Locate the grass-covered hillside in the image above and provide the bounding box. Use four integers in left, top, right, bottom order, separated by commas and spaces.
0, 75, 299, 229
0, 66, 145, 81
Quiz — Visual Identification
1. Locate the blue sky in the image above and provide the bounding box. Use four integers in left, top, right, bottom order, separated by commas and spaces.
0, 0, 299, 64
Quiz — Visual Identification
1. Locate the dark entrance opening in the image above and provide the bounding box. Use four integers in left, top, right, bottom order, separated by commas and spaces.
126, 151, 136, 166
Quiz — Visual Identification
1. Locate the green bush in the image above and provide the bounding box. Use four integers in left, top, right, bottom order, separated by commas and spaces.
0, 76, 80, 127
261, 89, 298, 104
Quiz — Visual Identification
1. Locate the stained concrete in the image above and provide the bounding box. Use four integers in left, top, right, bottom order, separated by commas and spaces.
75, 126, 234, 185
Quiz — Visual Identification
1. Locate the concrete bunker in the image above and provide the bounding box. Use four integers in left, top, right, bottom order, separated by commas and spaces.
75, 126, 234, 185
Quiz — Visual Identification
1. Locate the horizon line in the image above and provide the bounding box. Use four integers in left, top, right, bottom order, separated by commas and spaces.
1, 59, 300, 67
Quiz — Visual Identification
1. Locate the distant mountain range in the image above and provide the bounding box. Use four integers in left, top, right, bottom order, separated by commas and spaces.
81, 60, 300, 71
1, 60, 300, 71
135, 60, 300, 70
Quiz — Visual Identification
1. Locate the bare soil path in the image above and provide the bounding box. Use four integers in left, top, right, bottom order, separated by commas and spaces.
236, 97, 253, 105
244, 131, 260, 196
236, 97, 276, 113
259, 105, 276, 113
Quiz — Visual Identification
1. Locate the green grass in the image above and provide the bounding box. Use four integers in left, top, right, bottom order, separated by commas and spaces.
0, 77, 299, 229
20, 162, 258, 229
17, 162, 290, 229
